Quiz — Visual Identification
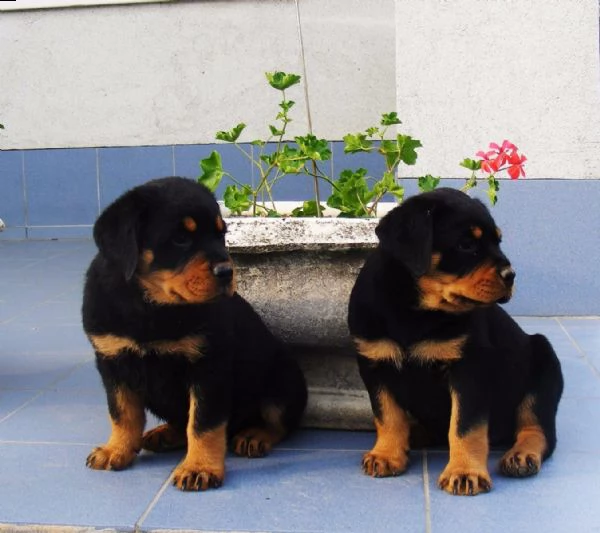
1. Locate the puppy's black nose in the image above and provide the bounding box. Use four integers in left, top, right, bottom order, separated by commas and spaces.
212, 262, 233, 284
499, 266, 516, 286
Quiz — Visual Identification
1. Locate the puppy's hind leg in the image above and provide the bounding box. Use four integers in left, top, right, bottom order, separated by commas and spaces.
500, 334, 563, 477
232, 356, 307, 458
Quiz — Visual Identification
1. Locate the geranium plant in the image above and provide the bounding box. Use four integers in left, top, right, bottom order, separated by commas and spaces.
198, 71, 525, 216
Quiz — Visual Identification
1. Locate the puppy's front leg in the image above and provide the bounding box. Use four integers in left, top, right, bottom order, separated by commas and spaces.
363, 387, 411, 477
173, 384, 228, 491
438, 388, 491, 495
87, 383, 145, 471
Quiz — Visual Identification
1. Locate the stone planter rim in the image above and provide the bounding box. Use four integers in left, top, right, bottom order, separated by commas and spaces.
225, 217, 380, 253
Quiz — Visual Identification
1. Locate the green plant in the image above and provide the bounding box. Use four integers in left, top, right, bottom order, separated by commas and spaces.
198, 72, 524, 216
198, 72, 333, 217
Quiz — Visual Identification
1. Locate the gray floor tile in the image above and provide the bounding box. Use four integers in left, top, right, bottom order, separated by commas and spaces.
142, 448, 426, 533
426, 451, 600, 533
0, 442, 174, 530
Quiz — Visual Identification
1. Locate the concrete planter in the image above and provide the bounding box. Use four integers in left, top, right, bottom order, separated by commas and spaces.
226, 217, 379, 430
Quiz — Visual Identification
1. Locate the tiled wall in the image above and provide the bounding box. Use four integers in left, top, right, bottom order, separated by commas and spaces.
0, 142, 385, 239
1, 144, 599, 315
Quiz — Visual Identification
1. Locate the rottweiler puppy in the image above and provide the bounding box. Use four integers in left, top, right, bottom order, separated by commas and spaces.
348, 188, 563, 495
83, 177, 307, 491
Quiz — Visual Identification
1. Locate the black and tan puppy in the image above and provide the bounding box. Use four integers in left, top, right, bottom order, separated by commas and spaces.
348, 188, 563, 495
83, 177, 307, 491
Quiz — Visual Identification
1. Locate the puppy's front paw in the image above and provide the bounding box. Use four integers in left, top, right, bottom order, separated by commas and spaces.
172, 462, 224, 491
232, 428, 277, 458
500, 450, 541, 478
142, 424, 186, 453
86, 445, 137, 471
438, 465, 492, 496
362, 450, 409, 477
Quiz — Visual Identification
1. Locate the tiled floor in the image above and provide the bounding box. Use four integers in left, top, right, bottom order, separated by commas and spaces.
0, 240, 599, 533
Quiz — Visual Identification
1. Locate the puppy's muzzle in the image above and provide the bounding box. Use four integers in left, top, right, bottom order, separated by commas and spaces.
497, 265, 516, 303
212, 262, 234, 291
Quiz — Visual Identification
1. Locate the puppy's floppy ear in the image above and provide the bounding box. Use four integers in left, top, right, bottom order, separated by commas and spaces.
93, 189, 146, 281
376, 196, 433, 277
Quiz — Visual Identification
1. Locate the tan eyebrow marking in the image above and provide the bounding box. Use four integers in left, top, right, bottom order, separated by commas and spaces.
496, 227, 503, 240
183, 217, 197, 232
471, 226, 483, 239
216, 216, 224, 232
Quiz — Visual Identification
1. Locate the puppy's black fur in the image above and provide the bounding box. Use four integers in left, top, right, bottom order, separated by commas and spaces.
83, 177, 307, 491
348, 188, 563, 495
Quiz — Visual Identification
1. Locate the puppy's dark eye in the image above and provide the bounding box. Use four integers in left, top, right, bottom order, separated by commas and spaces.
171, 234, 193, 249
457, 239, 478, 254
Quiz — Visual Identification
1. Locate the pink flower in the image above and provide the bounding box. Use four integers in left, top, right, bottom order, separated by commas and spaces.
507, 151, 527, 179
476, 140, 525, 180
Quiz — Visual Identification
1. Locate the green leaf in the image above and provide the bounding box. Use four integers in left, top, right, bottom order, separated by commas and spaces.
460, 158, 482, 171
295, 134, 332, 161
418, 174, 441, 192
396, 134, 422, 165
487, 175, 500, 206
223, 184, 252, 215
327, 168, 373, 217
0, 123, 4, 129
291, 200, 326, 217
269, 124, 285, 137
266, 71, 301, 91
198, 151, 224, 192
373, 171, 404, 203
251, 139, 266, 147
380, 112, 402, 126
279, 100, 295, 113
216, 123, 246, 142
343, 133, 373, 154
276, 145, 306, 174
365, 126, 380, 137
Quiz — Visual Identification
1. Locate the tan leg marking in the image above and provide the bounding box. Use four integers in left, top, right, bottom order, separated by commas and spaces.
86, 388, 145, 470
355, 337, 404, 367
363, 389, 410, 477
438, 390, 491, 495
142, 423, 187, 452
232, 405, 287, 458
500, 395, 547, 477
172, 395, 226, 491
410, 336, 466, 364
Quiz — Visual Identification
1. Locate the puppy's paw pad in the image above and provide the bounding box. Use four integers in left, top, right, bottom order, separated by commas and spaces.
86, 446, 136, 471
142, 424, 186, 453
173, 464, 223, 491
362, 451, 408, 477
438, 467, 492, 496
232, 429, 274, 458
500, 451, 541, 478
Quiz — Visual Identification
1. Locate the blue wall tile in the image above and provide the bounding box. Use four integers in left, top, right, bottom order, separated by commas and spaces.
25, 149, 98, 227
401, 178, 600, 316
0, 151, 25, 230
98, 146, 174, 210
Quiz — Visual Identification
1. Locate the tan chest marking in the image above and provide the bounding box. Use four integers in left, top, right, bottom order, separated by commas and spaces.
88, 333, 205, 361
354, 337, 404, 367
409, 335, 466, 364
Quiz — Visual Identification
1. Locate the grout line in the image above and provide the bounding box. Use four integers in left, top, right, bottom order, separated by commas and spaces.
171, 144, 176, 176
95, 147, 101, 216
21, 151, 29, 239
556, 318, 600, 379
422, 451, 432, 533
294, 0, 314, 134
0, 390, 46, 426
135, 469, 176, 532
